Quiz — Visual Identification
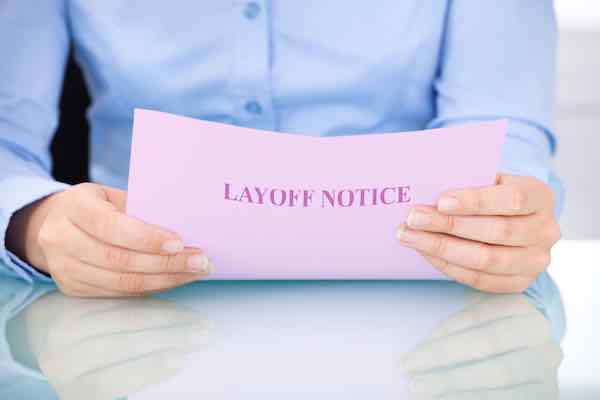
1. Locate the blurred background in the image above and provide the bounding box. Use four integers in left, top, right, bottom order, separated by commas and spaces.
549, 2, 599, 398
554, 0, 600, 239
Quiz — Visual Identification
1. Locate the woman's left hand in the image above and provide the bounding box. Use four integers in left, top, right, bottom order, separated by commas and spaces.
396, 173, 561, 293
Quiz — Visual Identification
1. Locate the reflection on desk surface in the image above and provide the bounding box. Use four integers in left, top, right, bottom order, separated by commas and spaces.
0, 277, 565, 399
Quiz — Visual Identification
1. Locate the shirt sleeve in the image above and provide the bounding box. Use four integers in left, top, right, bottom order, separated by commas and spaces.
0, 1, 71, 283
426, 0, 564, 218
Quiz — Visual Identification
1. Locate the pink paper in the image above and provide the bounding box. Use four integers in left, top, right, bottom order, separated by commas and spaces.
127, 109, 506, 280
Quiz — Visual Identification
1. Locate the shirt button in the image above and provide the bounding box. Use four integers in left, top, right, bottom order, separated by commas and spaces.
244, 100, 263, 115
243, 2, 261, 20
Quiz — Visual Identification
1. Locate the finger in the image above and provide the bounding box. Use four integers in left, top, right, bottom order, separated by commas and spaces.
406, 206, 553, 246
48, 301, 209, 349
396, 224, 550, 276
420, 253, 535, 293
406, 344, 562, 397
401, 313, 553, 373
52, 274, 132, 298
58, 257, 209, 295
100, 186, 128, 212
59, 284, 129, 298
436, 175, 551, 216
54, 350, 186, 400
41, 320, 209, 385
64, 303, 207, 341
427, 294, 536, 341
62, 224, 211, 274
67, 184, 184, 255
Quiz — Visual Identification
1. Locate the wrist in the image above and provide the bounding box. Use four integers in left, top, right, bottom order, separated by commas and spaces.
6, 194, 57, 273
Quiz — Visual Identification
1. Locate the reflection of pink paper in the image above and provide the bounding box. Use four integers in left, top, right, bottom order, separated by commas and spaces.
127, 109, 506, 280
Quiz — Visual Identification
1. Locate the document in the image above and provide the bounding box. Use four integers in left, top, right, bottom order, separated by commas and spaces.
127, 109, 506, 279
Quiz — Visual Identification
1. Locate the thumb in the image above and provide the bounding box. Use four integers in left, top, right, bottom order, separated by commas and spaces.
92, 185, 128, 212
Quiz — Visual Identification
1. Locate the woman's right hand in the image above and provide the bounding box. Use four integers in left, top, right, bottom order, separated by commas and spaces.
6, 182, 212, 297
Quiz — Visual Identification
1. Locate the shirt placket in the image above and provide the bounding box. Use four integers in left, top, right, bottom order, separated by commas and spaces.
230, 0, 274, 130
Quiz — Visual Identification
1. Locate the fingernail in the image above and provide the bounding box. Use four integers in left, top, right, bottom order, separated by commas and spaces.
188, 254, 211, 273
193, 263, 214, 281
205, 261, 214, 274
438, 196, 459, 212
396, 225, 418, 244
407, 210, 430, 228
162, 239, 184, 254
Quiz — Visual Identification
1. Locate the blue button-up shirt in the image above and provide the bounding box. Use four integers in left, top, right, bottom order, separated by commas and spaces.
0, 1, 563, 285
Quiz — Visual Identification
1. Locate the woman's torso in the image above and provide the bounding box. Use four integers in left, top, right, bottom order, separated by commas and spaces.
67, 1, 448, 187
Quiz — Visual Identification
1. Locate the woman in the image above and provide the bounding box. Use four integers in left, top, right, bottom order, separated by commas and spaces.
0, 1, 562, 297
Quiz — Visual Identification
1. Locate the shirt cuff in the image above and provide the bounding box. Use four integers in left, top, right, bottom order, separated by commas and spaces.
498, 134, 565, 219
0, 176, 70, 283
498, 131, 551, 184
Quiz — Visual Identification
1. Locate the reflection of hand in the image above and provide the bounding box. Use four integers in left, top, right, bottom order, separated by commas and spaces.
401, 293, 562, 399
6, 183, 212, 297
397, 173, 561, 293
24, 291, 211, 400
